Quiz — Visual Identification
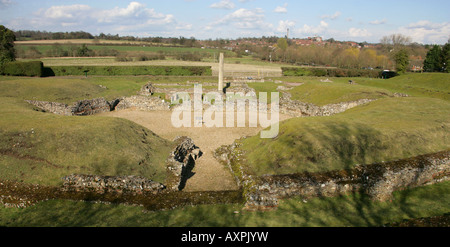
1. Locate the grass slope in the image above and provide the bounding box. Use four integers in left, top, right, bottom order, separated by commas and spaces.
358, 73, 450, 101
0, 76, 173, 185
240, 73, 450, 176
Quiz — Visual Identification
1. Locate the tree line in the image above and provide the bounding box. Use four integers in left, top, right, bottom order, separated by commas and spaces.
14, 30, 200, 47
15, 30, 94, 40
2, 26, 449, 73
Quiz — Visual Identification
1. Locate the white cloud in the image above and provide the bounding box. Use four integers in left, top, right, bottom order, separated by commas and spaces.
369, 19, 387, 25
208, 8, 268, 30
274, 3, 288, 13
43, 4, 91, 19
277, 20, 295, 33
321, 11, 341, 20
210, 0, 236, 9
348, 27, 372, 37
297, 20, 328, 35
10, 2, 181, 36
97, 2, 171, 25
398, 20, 450, 44
176, 23, 193, 30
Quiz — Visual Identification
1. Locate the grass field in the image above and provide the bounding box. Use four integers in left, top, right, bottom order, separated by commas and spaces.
0, 76, 147, 103
15, 40, 234, 58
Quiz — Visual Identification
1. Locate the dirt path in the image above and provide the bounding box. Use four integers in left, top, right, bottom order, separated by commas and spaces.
100, 109, 291, 192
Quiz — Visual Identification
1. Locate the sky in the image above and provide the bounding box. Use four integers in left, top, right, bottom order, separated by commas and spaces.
0, 0, 449, 44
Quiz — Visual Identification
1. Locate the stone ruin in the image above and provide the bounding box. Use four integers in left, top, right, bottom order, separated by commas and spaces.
140, 82, 155, 96
61, 174, 165, 194
166, 136, 202, 191
216, 141, 450, 211
26, 98, 121, 116
60, 136, 203, 196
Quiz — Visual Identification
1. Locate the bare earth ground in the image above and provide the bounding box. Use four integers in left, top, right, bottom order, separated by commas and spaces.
100, 109, 291, 192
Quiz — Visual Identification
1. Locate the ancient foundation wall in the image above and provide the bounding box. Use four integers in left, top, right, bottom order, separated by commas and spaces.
26, 95, 170, 116
61, 174, 166, 194
279, 91, 376, 117
216, 143, 450, 210
115, 96, 170, 111
26, 98, 117, 116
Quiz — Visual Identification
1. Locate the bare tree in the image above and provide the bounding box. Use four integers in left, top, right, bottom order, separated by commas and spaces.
380, 34, 412, 51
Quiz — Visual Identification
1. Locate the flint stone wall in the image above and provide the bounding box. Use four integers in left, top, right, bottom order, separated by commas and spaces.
26, 100, 73, 116
61, 174, 165, 194
251, 151, 450, 208
218, 142, 450, 210
115, 96, 170, 111
26, 98, 118, 116
279, 91, 376, 117
279, 91, 409, 117
27, 95, 170, 115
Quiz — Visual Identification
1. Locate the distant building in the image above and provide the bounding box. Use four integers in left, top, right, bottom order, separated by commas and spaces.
293, 36, 325, 46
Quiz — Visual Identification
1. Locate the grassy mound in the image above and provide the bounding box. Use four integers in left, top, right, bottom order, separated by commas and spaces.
0, 75, 174, 185
0, 97, 173, 185
288, 80, 393, 106
249, 77, 394, 106
239, 73, 450, 176
358, 73, 450, 101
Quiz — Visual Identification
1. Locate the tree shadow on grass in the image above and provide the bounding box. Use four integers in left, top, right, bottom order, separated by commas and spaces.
260, 121, 450, 227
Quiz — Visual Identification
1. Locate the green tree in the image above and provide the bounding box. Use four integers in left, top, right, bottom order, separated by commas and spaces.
277, 38, 288, 62
76, 44, 93, 57
423, 45, 443, 72
441, 41, 450, 73
393, 48, 409, 74
0, 25, 16, 65
277, 38, 288, 52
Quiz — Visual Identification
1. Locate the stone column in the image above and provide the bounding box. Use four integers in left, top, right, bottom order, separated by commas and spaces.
218, 52, 224, 92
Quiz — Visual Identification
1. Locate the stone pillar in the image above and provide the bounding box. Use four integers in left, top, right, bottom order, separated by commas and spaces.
218, 52, 224, 92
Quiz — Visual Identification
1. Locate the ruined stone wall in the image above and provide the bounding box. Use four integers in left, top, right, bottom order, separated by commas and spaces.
61, 174, 165, 194
27, 95, 170, 116
252, 151, 449, 208
217, 143, 450, 210
115, 96, 170, 111
279, 92, 376, 117
26, 98, 118, 116
26, 100, 73, 116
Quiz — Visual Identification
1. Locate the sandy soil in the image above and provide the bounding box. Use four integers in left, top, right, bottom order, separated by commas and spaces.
100, 108, 291, 192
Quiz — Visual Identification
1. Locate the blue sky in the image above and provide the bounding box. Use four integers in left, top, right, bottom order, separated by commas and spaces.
1, 0, 449, 44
